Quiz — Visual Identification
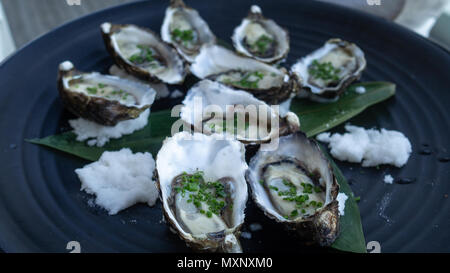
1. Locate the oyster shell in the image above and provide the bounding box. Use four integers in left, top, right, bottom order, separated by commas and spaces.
57, 61, 156, 126
101, 23, 187, 84
232, 5, 289, 63
190, 45, 295, 104
156, 132, 248, 252
161, 0, 216, 62
109, 65, 170, 99
180, 80, 299, 144
291, 39, 366, 102
246, 131, 340, 246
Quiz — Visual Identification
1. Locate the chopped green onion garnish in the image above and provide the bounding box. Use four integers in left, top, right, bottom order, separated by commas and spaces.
86, 87, 97, 94
308, 59, 341, 82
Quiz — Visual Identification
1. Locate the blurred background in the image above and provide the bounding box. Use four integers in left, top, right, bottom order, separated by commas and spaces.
0, 0, 449, 62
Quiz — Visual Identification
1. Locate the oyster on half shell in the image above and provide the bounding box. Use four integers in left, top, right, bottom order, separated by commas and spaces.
101, 23, 187, 85
156, 132, 248, 252
161, 0, 216, 62
246, 131, 340, 246
57, 61, 156, 126
190, 45, 295, 104
291, 39, 366, 102
180, 80, 300, 144
232, 5, 289, 63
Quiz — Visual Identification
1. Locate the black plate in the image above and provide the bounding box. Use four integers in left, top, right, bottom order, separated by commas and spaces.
0, 0, 449, 253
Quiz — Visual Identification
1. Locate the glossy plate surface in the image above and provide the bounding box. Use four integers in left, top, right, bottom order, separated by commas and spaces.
0, 0, 449, 252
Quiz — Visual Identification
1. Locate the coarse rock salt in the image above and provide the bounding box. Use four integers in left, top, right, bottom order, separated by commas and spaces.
337, 192, 348, 216
69, 109, 149, 147
384, 174, 394, 184
249, 223, 263, 232
355, 86, 366, 94
316, 124, 412, 168
75, 148, 158, 215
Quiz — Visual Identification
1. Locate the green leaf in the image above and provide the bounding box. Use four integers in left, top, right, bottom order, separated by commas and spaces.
27, 110, 177, 161
321, 145, 367, 253
291, 81, 396, 137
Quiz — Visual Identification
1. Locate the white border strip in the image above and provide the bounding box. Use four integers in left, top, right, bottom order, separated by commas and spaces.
0, 1, 16, 61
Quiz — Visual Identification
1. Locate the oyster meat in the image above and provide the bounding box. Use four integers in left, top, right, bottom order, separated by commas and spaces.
291, 38, 366, 102
101, 23, 187, 84
58, 61, 156, 126
232, 5, 289, 63
190, 45, 295, 104
161, 0, 216, 62
156, 132, 248, 252
246, 131, 340, 246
